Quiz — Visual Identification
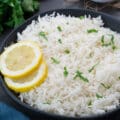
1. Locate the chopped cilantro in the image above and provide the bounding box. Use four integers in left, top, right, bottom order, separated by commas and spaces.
57, 26, 62, 32
88, 100, 92, 106
109, 34, 116, 50
101, 83, 111, 89
39, 31, 48, 41
51, 57, 60, 64
101, 34, 116, 50
58, 39, 62, 44
88, 62, 99, 73
101, 35, 111, 46
96, 93, 103, 99
74, 70, 89, 83
87, 29, 98, 33
79, 16, 85, 19
43, 100, 51, 104
64, 49, 70, 54
63, 67, 68, 77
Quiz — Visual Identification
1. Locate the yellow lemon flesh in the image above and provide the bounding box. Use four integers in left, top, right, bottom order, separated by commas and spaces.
4, 61, 48, 92
0, 41, 42, 79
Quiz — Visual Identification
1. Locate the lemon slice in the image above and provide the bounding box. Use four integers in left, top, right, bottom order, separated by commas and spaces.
18, 40, 41, 48
4, 61, 48, 92
0, 41, 42, 79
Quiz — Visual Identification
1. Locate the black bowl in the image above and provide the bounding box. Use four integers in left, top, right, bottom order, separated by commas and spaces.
0, 9, 120, 120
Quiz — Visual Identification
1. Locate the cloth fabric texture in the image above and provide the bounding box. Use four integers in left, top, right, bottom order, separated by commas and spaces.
0, 102, 29, 120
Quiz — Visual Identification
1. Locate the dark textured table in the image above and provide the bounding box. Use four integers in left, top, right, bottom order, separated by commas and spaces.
0, 0, 120, 119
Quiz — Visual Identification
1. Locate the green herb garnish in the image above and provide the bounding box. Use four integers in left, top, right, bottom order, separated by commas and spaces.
101, 35, 104, 44
57, 26, 62, 32
101, 34, 116, 50
96, 93, 103, 99
64, 49, 70, 54
87, 29, 98, 33
64, 67, 68, 77
119, 76, 120, 80
101, 83, 111, 89
88, 62, 99, 73
74, 70, 89, 82
79, 16, 85, 19
101, 35, 111, 47
58, 39, 62, 44
89, 52, 93, 58
51, 57, 60, 64
43, 100, 51, 105
39, 31, 48, 41
0, 0, 39, 34
109, 34, 116, 50
88, 100, 92, 106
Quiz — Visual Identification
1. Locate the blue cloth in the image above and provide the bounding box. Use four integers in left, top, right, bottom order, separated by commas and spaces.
0, 102, 29, 120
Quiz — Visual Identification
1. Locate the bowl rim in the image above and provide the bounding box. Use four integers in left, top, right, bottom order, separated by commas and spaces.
0, 8, 120, 119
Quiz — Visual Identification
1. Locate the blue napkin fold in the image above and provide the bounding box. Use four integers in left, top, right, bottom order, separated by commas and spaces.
0, 102, 29, 120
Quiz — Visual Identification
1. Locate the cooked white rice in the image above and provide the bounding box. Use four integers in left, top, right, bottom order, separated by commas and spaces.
18, 13, 120, 117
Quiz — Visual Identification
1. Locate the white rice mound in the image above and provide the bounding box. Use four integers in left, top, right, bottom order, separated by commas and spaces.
18, 14, 120, 117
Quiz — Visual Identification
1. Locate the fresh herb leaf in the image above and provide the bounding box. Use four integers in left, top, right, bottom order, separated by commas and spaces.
101, 34, 116, 49
58, 39, 62, 44
89, 52, 93, 58
51, 57, 60, 64
112, 45, 116, 50
109, 34, 116, 50
88, 100, 92, 106
96, 93, 103, 99
74, 70, 89, 83
101, 35, 111, 46
39, 31, 48, 41
79, 16, 85, 19
101, 35, 104, 45
0, 0, 39, 34
101, 83, 111, 89
57, 26, 62, 32
64, 67, 68, 77
119, 76, 120, 80
88, 62, 99, 73
64, 49, 70, 54
110, 34, 114, 44
87, 29, 98, 33
6, 0, 25, 28
43, 100, 51, 104
22, 0, 39, 12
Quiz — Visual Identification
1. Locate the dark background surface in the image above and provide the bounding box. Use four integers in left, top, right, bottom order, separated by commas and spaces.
0, 0, 120, 119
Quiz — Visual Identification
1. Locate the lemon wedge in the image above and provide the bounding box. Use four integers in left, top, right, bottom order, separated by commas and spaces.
4, 61, 48, 92
0, 41, 42, 79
